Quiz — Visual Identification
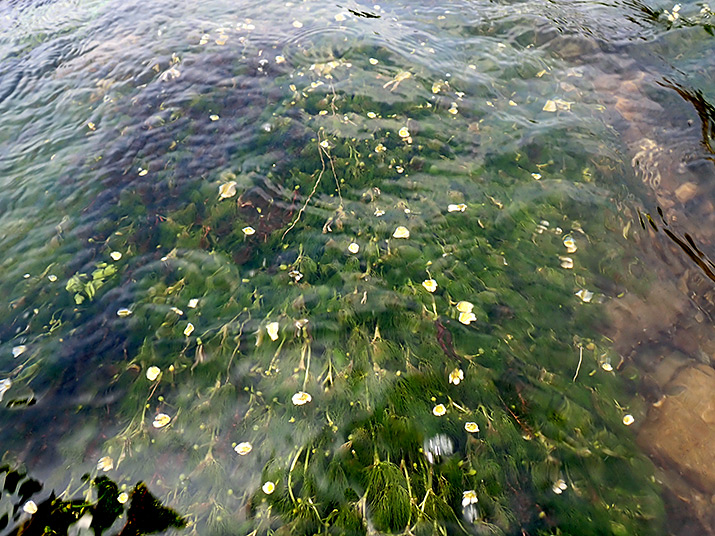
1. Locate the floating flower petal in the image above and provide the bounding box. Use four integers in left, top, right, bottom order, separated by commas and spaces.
601, 362, 613, 372
188, 298, 199, 308
242, 226, 256, 236
447, 203, 467, 212
146, 366, 161, 381
542, 100, 557, 112
234, 441, 253, 455
552, 479, 568, 494
422, 279, 437, 293
459, 311, 477, 325
117, 308, 132, 317
210, 114, 220, 121
462, 490, 478, 507
292, 391, 312, 406
456, 301, 474, 314
153, 413, 171, 428
398, 127, 410, 138
97, 456, 114, 472
110, 251, 122, 261
23, 501, 38, 515
563, 236, 577, 253
559, 256, 574, 269
623, 414, 635, 426
219, 181, 237, 199
348, 242, 360, 254
465, 422, 480, 433
393, 226, 410, 239
432, 403, 446, 416
266, 321, 280, 341
262, 481, 276, 494
12, 345, 26, 358
575, 289, 593, 303
184, 323, 194, 337
449, 368, 464, 385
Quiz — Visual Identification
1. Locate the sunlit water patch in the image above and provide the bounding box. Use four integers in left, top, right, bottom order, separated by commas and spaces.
1, 1, 714, 535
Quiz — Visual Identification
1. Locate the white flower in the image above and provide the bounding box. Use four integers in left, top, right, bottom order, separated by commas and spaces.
575, 289, 593, 303
447, 203, 467, 212
449, 368, 464, 385
242, 226, 256, 235
110, 251, 122, 261
266, 321, 280, 341
146, 366, 161, 381
563, 236, 577, 253
235, 441, 253, 455
552, 479, 568, 494
459, 311, 477, 325
12, 345, 27, 358
398, 127, 410, 138
292, 391, 312, 405
117, 308, 132, 317
422, 279, 437, 293
152, 413, 171, 428
465, 422, 479, 433
367, 111, 377, 118
601, 362, 613, 372
219, 181, 237, 199
393, 226, 410, 239
184, 323, 194, 337
623, 414, 635, 426
348, 242, 360, 254
188, 298, 199, 308
462, 490, 478, 506
117, 492, 129, 504
456, 301, 473, 313
97, 456, 114, 472
23, 501, 38, 515
262, 481, 276, 494
559, 256, 574, 269
210, 114, 220, 121
432, 404, 446, 416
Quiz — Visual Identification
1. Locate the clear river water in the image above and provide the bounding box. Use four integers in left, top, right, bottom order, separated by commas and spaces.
1, 1, 714, 535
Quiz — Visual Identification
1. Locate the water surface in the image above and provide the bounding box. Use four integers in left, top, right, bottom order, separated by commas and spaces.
1, 1, 714, 535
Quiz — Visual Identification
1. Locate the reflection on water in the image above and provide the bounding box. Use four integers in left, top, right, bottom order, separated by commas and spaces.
1, 0, 714, 534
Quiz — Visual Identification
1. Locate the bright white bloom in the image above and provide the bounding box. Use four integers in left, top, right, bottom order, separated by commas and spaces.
552, 479, 568, 494
449, 368, 464, 385
262, 481, 276, 494
432, 404, 446, 416
447, 203, 467, 212
459, 312, 477, 325
97, 456, 114, 472
266, 321, 280, 341
292, 391, 312, 405
462, 490, 478, 506
184, 323, 194, 337
23, 501, 38, 515
348, 242, 360, 254
234, 442, 253, 455
110, 251, 122, 261
152, 413, 171, 428
623, 414, 635, 426
146, 366, 161, 381
465, 422, 479, 433
575, 289, 593, 303
422, 279, 437, 293
393, 226, 410, 239
219, 181, 237, 199
117, 308, 132, 317
243, 226, 256, 235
